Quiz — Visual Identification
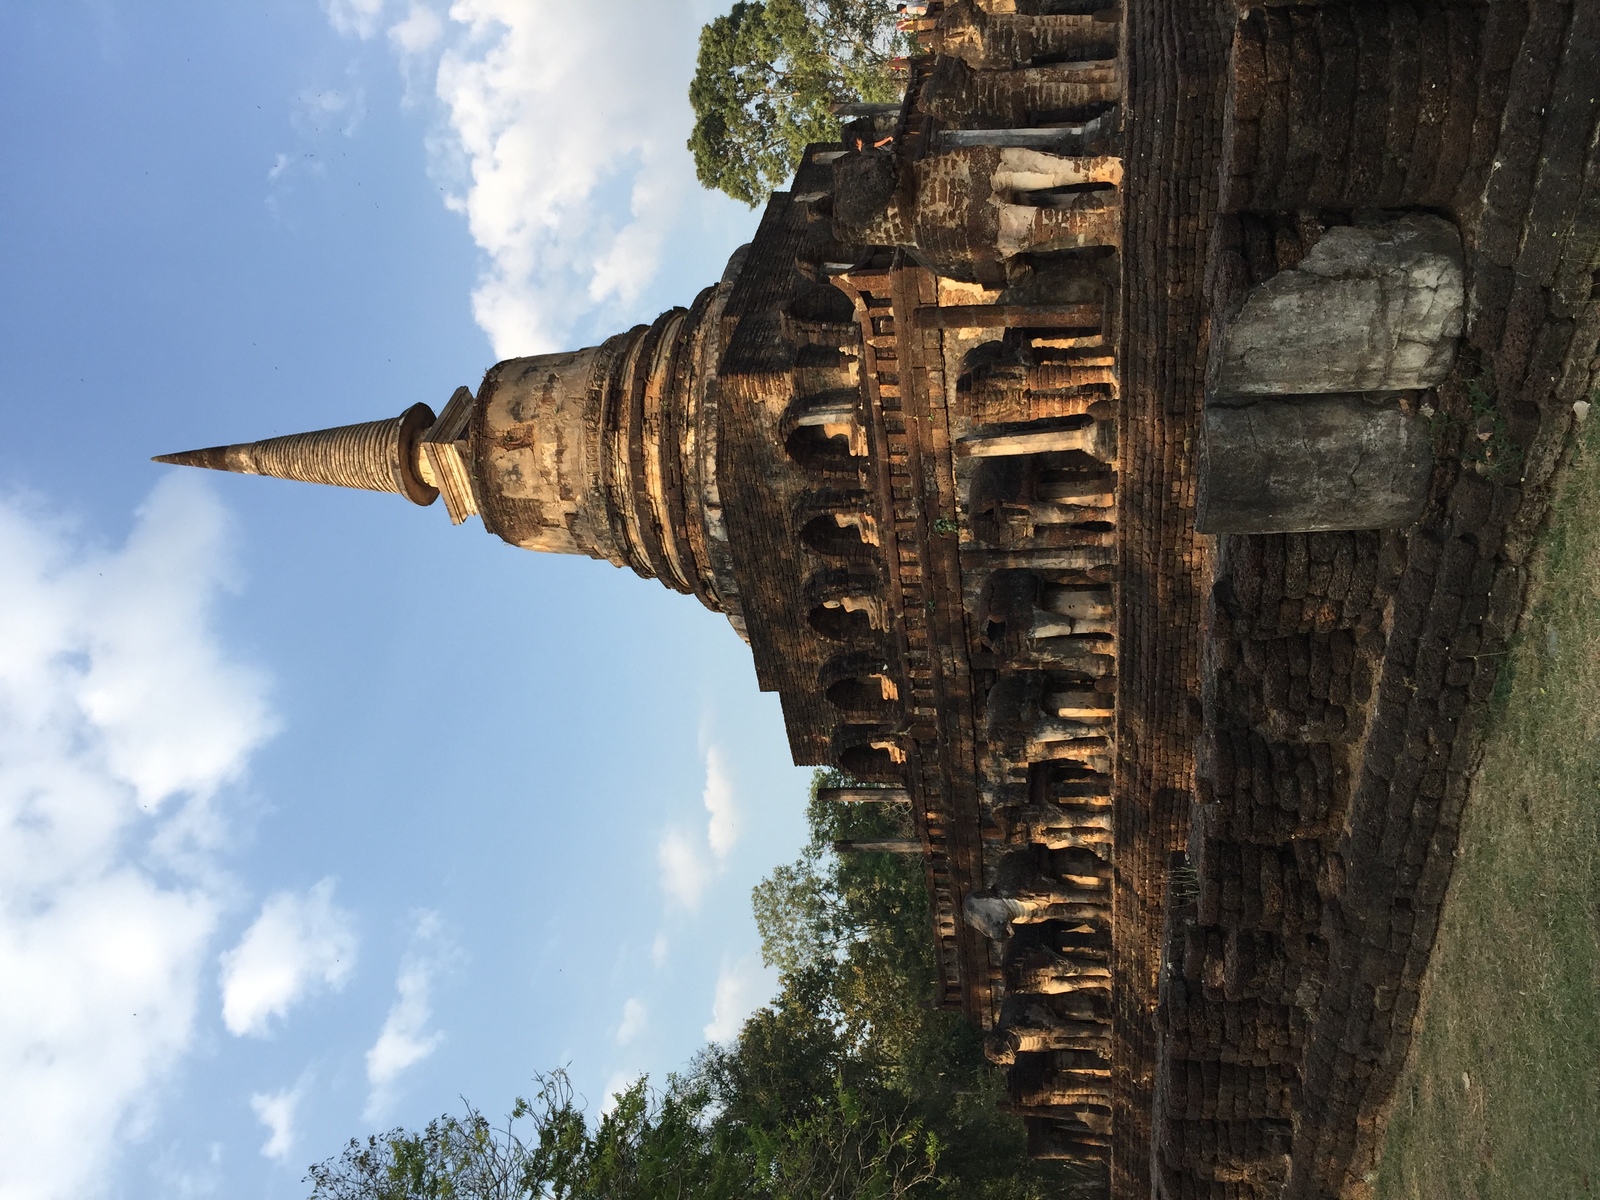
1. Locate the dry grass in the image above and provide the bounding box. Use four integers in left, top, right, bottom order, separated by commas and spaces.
1375, 411, 1600, 1198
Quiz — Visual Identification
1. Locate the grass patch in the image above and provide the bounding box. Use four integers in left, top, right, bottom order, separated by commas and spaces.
1375, 412, 1600, 1198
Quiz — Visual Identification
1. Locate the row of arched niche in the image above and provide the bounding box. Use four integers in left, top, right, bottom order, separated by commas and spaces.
781, 286, 1121, 785
778, 285, 906, 783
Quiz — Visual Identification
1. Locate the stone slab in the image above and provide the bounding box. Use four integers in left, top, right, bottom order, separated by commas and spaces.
1196, 394, 1434, 534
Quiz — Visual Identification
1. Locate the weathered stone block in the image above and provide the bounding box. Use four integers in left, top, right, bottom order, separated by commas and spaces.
1196, 394, 1434, 533
1211, 214, 1465, 395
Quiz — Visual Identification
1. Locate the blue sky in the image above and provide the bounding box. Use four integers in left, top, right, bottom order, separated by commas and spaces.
0, 3, 816, 1197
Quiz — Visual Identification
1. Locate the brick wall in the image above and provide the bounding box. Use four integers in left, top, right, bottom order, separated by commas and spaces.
1143, 2, 1600, 1196
1115, 0, 1232, 1192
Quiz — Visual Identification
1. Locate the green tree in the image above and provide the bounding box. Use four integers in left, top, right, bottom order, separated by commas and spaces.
305, 1071, 744, 1200
307, 772, 1082, 1200
730, 771, 1061, 1199
688, 0, 908, 206
305, 1067, 938, 1200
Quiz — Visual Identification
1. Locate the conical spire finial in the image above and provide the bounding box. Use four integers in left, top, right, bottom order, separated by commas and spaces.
154, 402, 439, 506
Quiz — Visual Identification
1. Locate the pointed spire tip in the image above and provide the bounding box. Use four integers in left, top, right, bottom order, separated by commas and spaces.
152, 447, 233, 470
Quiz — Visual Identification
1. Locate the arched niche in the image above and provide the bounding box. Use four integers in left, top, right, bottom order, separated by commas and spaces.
826, 677, 900, 718
803, 569, 885, 646
788, 386, 860, 423
820, 650, 901, 720
795, 343, 852, 371
783, 387, 866, 475
792, 345, 858, 400
809, 602, 877, 642
800, 513, 878, 559
785, 426, 855, 475
839, 744, 903, 784
786, 283, 857, 331
833, 725, 907, 786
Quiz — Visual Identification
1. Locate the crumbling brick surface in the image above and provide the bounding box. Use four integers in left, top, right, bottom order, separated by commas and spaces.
1219, 3, 1502, 213
1113, 0, 1231, 1193
717, 156, 886, 768
1141, 2, 1600, 1197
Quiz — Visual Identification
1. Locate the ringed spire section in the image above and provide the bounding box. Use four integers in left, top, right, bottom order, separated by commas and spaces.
153, 401, 440, 506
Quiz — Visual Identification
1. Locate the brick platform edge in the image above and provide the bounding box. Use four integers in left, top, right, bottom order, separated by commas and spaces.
1113, 0, 1230, 1194
1123, 2, 1600, 1198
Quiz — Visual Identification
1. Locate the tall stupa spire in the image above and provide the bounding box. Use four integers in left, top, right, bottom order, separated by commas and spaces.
153, 401, 440, 506
151, 280, 742, 618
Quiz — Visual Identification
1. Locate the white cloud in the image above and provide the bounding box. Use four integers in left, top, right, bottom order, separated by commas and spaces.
364, 914, 451, 1119
657, 745, 739, 907
650, 932, 668, 966
388, 2, 443, 55
702, 744, 738, 860
324, 0, 714, 357
615, 997, 647, 1046
434, 0, 696, 355
250, 1078, 309, 1162
703, 957, 774, 1044
364, 962, 443, 1113
656, 828, 709, 909
219, 879, 357, 1037
324, 0, 389, 39
0, 476, 276, 1200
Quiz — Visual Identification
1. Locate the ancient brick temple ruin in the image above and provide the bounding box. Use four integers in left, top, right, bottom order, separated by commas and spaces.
158, 1, 1600, 1196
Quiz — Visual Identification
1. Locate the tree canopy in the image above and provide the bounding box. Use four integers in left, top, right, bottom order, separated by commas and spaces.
687, 1, 908, 206
307, 772, 1092, 1199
